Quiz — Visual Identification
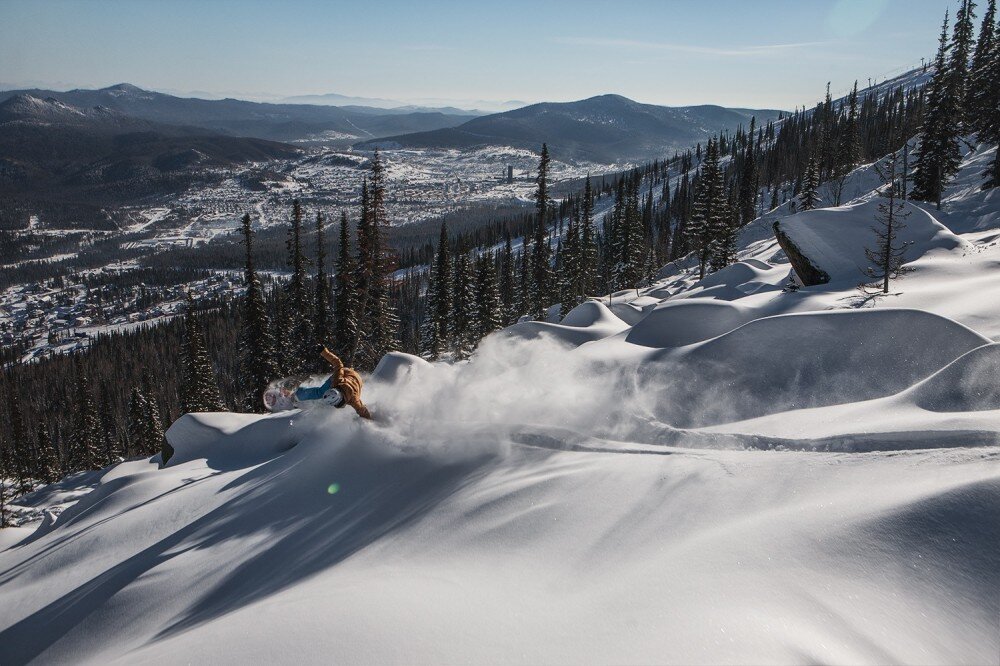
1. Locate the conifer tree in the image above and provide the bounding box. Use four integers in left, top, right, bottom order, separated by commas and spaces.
475, 253, 504, 339
7, 391, 31, 494
449, 250, 477, 359
738, 117, 758, 225
529, 144, 554, 319
35, 422, 59, 483
517, 240, 530, 319
313, 211, 333, 353
180, 295, 225, 414
284, 199, 313, 373
499, 235, 517, 325
913, 12, 963, 207
334, 211, 359, 362
800, 156, 821, 210
0, 458, 9, 527
832, 83, 861, 205
970, 0, 996, 120
422, 222, 452, 359
141, 374, 165, 456
579, 176, 598, 295
863, 150, 913, 294
355, 151, 400, 369
237, 213, 279, 411
950, 0, 977, 131
686, 139, 726, 279
126, 386, 148, 457
70, 354, 103, 471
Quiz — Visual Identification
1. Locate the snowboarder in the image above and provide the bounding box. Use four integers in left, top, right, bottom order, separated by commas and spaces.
316, 344, 372, 419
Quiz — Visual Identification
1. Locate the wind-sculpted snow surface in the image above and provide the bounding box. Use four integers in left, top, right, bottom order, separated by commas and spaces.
3, 146, 1000, 665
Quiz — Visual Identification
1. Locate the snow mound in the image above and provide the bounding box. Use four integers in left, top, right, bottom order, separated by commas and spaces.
502, 304, 629, 347
906, 343, 1000, 412
560, 300, 626, 328
608, 301, 648, 325
164, 411, 298, 468
626, 299, 756, 348
371, 351, 432, 385
642, 308, 989, 427
774, 199, 966, 285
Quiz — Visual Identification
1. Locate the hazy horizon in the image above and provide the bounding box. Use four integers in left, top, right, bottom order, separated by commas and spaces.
0, 0, 955, 111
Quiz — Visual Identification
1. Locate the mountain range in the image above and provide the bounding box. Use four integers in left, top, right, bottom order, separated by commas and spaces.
0, 84, 475, 144
356, 94, 784, 162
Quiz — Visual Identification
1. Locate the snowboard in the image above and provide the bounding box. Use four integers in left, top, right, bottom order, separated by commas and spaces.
263, 374, 343, 412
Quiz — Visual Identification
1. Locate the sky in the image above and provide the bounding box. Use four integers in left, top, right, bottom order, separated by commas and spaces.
0, 0, 958, 111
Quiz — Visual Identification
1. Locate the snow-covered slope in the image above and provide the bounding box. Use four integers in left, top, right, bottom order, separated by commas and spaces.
2, 145, 1000, 665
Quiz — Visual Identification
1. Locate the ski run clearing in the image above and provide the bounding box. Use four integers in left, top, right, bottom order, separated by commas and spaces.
2, 146, 1000, 665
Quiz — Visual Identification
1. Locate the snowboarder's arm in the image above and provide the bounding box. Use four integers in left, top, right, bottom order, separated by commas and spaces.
318, 346, 344, 378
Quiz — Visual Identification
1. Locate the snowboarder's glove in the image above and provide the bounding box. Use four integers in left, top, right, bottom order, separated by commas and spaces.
314, 343, 326, 356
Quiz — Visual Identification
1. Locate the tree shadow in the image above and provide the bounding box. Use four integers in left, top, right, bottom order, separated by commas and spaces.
0, 435, 495, 664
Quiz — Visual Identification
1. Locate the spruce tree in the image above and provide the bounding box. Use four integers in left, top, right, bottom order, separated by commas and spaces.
863, 150, 913, 294
970, 0, 996, 120
832, 83, 861, 206
475, 253, 504, 340
7, 391, 31, 494
800, 156, 821, 210
686, 139, 726, 279
950, 0, 977, 131
333, 211, 359, 362
529, 144, 554, 319
284, 199, 313, 373
499, 235, 517, 325
355, 151, 400, 370
738, 117, 759, 225
70, 354, 103, 471
238, 213, 280, 411
913, 12, 964, 207
180, 295, 225, 414
449, 250, 477, 359
313, 211, 333, 353
36, 422, 59, 483
422, 222, 452, 359
579, 176, 598, 295
126, 387, 148, 457
141, 374, 165, 456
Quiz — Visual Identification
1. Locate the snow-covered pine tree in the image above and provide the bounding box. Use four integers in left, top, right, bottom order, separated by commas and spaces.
557, 207, 579, 320
238, 212, 280, 411
863, 150, 913, 294
313, 211, 333, 355
686, 139, 726, 279
800, 156, 821, 211
422, 222, 452, 360
832, 82, 861, 205
284, 199, 313, 373
975, 3, 1000, 187
180, 295, 225, 414
950, 0, 977, 132
35, 422, 59, 483
499, 235, 516, 325
141, 374, 165, 456
334, 211, 359, 362
70, 354, 103, 471
98, 385, 121, 467
517, 239, 530, 320
7, 391, 32, 494
913, 11, 964, 207
529, 144, 554, 320
449, 250, 477, 359
355, 150, 400, 370
969, 0, 996, 121
579, 176, 598, 296
126, 386, 147, 457
475, 253, 504, 340
0, 458, 9, 527
738, 117, 758, 225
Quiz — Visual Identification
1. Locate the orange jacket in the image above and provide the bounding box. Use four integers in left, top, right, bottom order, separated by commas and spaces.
320, 347, 372, 419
